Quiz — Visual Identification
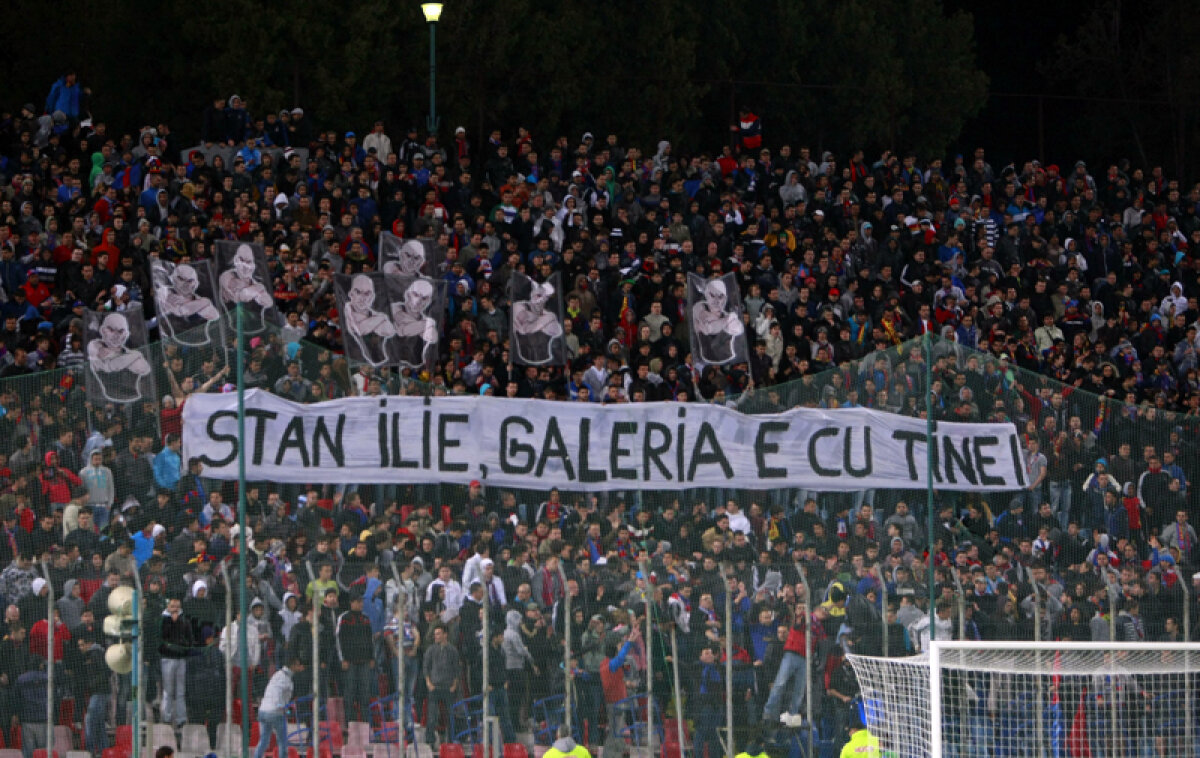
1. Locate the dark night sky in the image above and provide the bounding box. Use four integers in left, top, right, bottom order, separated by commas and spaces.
948, 0, 1099, 166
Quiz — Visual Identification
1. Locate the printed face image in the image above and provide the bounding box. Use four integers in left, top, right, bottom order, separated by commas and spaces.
234, 245, 256, 278
101, 314, 130, 348
349, 275, 376, 309
404, 279, 433, 313
171, 265, 199, 296
704, 280, 727, 311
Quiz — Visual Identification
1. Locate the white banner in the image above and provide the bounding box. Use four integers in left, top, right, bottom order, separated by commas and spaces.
182, 391, 1026, 492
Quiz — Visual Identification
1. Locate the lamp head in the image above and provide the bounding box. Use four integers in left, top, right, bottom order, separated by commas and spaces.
421, 3, 443, 22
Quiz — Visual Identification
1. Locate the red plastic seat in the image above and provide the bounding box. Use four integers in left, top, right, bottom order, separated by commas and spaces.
502, 745, 528, 758
319, 721, 343, 754
325, 697, 346, 730
115, 725, 133, 752
32, 750, 59, 758
661, 743, 683, 758
103, 749, 129, 758
439, 745, 466, 758
57, 697, 75, 728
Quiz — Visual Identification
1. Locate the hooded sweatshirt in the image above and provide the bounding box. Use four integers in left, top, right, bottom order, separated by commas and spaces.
544, 735, 589, 758
57, 579, 84, 630
1160, 282, 1188, 318
502, 609, 534, 671
278, 593, 303, 642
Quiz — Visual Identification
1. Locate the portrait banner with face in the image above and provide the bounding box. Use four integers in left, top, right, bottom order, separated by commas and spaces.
150, 258, 224, 349
334, 272, 399, 368
214, 240, 282, 334
379, 231, 442, 277
509, 271, 565, 367
687, 271, 749, 366
86, 304, 158, 405
383, 274, 446, 372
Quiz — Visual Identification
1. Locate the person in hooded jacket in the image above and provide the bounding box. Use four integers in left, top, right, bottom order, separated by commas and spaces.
502, 608, 538, 731
57, 578, 84, 631
544, 724, 590, 758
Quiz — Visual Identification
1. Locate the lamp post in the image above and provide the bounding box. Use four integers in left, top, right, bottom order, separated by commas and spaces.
421, 3, 443, 134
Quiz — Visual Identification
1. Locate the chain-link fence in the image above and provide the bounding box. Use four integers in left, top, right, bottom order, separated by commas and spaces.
5, 313, 1199, 758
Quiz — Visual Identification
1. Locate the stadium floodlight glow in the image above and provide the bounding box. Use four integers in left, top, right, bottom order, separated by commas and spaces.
421, 3, 443, 133
421, 2, 443, 22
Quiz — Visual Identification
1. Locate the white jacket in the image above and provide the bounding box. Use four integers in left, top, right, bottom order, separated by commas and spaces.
259, 667, 295, 713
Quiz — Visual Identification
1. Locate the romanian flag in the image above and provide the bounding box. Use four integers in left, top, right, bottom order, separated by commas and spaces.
1093, 400, 1108, 435
619, 294, 636, 347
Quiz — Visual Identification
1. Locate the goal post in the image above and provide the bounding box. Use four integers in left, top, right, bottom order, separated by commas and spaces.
847, 641, 1200, 758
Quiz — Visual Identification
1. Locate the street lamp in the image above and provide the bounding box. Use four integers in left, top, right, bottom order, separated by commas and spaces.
421, 2, 443, 134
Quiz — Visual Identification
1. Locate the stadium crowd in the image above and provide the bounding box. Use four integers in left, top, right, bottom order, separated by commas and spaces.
0, 73, 1197, 756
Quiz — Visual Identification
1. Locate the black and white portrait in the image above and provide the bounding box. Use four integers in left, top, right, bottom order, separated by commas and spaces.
379, 231, 430, 276
334, 273, 396, 367
510, 271, 565, 366
151, 259, 222, 347
214, 240, 282, 333
86, 305, 156, 404
688, 272, 748, 366
384, 275, 445, 371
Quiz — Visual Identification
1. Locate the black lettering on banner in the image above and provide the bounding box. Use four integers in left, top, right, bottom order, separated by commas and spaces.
676, 407, 687, 483
893, 430, 924, 480
687, 421, 733, 481
313, 414, 345, 467
973, 436, 1005, 486
244, 408, 279, 466
577, 418, 608, 483
843, 427, 872, 478
422, 410, 432, 468
610, 421, 638, 480
1009, 434, 1027, 487
392, 412, 418, 469
199, 410, 239, 468
941, 436, 977, 485
643, 422, 674, 481
808, 427, 842, 477
378, 412, 388, 467
437, 413, 469, 472
275, 416, 310, 467
500, 417, 535, 474
755, 421, 789, 479
928, 432, 943, 483
535, 417, 576, 480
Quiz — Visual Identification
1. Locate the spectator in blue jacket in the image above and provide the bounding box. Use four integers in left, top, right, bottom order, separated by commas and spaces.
44, 71, 82, 121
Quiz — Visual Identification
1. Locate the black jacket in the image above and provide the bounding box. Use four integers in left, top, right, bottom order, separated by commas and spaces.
159, 610, 195, 658
335, 609, 374, 664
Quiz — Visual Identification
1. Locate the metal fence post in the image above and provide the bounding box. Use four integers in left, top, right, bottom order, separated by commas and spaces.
638, 558, 655, 758
794, 562, 813, 758
388, 564, 408, 758
305, 561, 321, 758
876, 565, 889, 657
41, 560, 54, 755
219, 561, 234, 758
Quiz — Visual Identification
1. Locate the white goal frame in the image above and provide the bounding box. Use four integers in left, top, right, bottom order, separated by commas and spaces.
849, 640, 1200, 758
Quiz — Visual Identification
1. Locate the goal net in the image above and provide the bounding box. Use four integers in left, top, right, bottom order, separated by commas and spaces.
847, 641, 1200, 758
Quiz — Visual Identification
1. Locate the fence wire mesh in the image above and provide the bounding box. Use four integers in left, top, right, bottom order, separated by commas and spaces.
5, 313, 1199, 757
